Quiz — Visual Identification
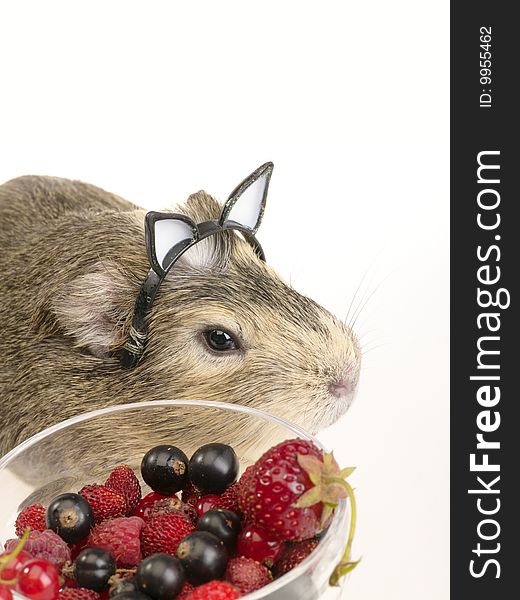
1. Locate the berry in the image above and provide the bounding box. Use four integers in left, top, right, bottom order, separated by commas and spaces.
4, 530, 71, 567
181, 482, 202, 507
0, 589, 13, 600
183, 580, 240, 600
140, 513, 194, 557
15, 505, 47, 537
213, 483, 240, 514
79, 485, 127, 523
0, 550, 33, 585
74, 548, 116, 592
135, 554, 185, 600
236, 525, 285, 566
176, 581, 194, 599
236, 467, 255, 514
141, 446, 189, 495
105, 466, 142, 515
195, 496, 220, 518
176, 531, 228, 586
225, 556, 272, 594
197, 510, 241, 549
188, 444, 239, 494
273, 539, 319, 577
107, 593, 150, 600
16, 559, 60, 600
146, 497, 198, 525
238, 438, 324, 541
88, 517, 145, 567
60, 588, 101, 600
131, 493, 169, 521
46, 494, 94, 544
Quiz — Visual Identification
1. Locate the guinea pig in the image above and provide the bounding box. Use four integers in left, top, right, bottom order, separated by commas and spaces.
0, 168, 360, 478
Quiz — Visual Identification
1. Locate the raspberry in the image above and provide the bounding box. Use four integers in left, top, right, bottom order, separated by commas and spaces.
105, 466, 141, 515
15, 504, 47, 537
273, 539, 320, 577
238, 439, 324, 541
181, 481, 202, 507
59, 589, 101, 600
147, 497, 198, 525
87, 516, 145, 567
140, 513, 195, 557
4, 530, 71, 568
184, 580, 241, 599
78, 485, 126, 523
225, 557, 272, 594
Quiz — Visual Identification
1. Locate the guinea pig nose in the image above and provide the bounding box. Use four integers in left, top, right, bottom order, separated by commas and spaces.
328, 375, 353, 400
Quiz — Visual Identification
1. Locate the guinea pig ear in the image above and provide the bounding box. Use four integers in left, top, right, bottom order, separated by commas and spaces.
50, 262, 134, 358
220, 162, 273, 233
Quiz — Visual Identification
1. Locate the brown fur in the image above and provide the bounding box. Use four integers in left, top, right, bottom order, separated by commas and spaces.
0, 175, 360, 482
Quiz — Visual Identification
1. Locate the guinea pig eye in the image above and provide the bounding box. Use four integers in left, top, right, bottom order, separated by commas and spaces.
203, 329, 239, 352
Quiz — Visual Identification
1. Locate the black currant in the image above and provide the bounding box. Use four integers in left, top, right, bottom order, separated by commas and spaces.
74, 547, 116, 592
197, 509, 242, 549
141, 445, 189, 495
176, 531, 228, 585
188, 443, 239, 493
45, 493, 94, 544
135, 553, 185, 600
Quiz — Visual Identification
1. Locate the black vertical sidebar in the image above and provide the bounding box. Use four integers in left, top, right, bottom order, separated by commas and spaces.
451, 4, 518, 598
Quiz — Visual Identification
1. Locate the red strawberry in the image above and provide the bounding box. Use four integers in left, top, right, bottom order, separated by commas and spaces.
140, 513, 195, 557
236, 466, 255, 514
213, 482, 240, 514
105, 466, 141, 514
87, 516, 145, 567
184, 580, 241, 599
79, 485, 126, 523
182, 481, 203, 507
147, 497, 198, 525
59, 588, 101, 600
238, 439, 326, 541
273, 539, 320, 577
176, 581, 195, 599
15, 504, 47, 537
225, 556, 272, 594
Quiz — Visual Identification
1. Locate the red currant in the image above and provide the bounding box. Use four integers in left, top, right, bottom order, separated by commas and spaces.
131, 491, 169, 521
0, 588, 13, 600
195, 495, 220, 517
0, 550, 33, 586
16, 559, 60, 600
236, 524, 285, 565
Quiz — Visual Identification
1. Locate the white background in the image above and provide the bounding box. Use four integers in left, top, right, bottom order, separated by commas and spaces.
0, 2, 449, 599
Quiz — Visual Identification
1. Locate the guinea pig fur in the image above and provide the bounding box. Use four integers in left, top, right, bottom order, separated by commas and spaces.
0, 175, 360, 470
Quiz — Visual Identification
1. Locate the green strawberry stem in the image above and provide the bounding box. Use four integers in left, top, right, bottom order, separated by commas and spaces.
0, 527, 30, 585
329, 478, 360, 587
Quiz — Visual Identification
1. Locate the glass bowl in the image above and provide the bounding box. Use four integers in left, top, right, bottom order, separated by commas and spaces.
0, 400, 348, 599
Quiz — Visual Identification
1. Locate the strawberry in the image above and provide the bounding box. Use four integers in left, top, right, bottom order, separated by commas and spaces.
184, 580, 241, 599
147, 497, 198, 525
87, 516, 145, 567
15, 504, 46, 537
213, 482, 240, 514
238, 438, 351, 541
273, 538, 320, 577
59, 588, 101, 600
78, 485, 126, 523
181, 481, 203, 507
140, 513, 195, 557
236, 466, 255, 514
105, 465, 141, 515
225, 556, 272, 594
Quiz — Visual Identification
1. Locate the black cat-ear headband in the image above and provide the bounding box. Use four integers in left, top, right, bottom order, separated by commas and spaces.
120, 162, 274, 369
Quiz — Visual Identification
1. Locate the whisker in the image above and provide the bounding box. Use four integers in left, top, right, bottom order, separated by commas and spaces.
350, 272, 392, 331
